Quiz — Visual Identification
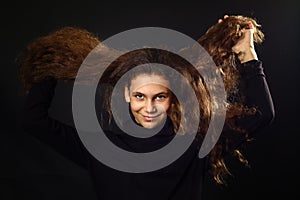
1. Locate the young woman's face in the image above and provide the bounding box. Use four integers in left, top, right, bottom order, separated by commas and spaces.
125, 74, 171, 129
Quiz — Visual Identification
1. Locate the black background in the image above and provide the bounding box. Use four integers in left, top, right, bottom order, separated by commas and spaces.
2, 0, 300, 199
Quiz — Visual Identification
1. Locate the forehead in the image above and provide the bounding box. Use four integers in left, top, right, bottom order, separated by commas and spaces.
130, 74, 170, 92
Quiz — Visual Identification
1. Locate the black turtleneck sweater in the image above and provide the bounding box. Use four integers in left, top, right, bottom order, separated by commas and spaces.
21, 60, 275, 200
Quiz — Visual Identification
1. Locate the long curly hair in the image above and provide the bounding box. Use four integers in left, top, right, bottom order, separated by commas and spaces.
198, 15, 264, 93
198, 15, 265, 184
17, 15, 265, 185
97, 46, 256, 185
97, 48, 211, 137
16, 26, 100, 93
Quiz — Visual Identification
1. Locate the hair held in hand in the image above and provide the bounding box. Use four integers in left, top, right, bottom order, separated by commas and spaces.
197, 15, 265, 184
16, 15, 266, 185
198, 15, 264, 93
16, 27, 100, 93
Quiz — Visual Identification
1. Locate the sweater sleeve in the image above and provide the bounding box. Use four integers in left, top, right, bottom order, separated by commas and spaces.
21, 79, 89, 168
223, 60, 275, 150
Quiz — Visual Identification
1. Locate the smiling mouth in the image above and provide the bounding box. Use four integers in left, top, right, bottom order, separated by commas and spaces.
143, 115, 159, 121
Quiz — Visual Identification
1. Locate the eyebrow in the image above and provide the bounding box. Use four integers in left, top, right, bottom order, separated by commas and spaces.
155, 92, 170, 96
131, 92, 143, 96
131, 91, 170, 96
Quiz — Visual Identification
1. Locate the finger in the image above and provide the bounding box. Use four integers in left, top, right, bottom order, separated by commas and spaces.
218, 14, 229, 23
248, 21, 254, 29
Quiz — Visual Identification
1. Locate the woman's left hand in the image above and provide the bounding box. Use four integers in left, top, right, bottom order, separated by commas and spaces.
232, 22, 258, 63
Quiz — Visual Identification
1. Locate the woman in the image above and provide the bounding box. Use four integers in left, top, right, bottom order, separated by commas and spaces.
17, 15, 274, 200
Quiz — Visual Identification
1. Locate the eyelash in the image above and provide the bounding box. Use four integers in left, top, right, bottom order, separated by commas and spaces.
156, 95, 166, 100
134, 95, 166, 101
135, 94, 144, 99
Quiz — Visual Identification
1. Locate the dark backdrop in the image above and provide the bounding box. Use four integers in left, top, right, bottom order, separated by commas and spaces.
2, 0, 299, 199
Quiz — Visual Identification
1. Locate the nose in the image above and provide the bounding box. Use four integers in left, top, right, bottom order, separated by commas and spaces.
145, 100, 156, 113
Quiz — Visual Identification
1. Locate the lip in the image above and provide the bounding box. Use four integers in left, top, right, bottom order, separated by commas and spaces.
143, 115, 159, 121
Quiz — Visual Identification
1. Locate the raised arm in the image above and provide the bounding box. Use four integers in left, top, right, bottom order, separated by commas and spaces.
17, 27, 101, 168
217, 20, 275, 156
22, 78, 89, 168
232, 21, 275, 133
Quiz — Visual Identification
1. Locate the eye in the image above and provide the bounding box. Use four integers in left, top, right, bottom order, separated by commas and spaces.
155, 95, 166, 101
135, 94, 144, 100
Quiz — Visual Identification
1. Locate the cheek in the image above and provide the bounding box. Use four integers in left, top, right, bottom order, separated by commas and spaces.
165, 98, 172, 110
158, 101, 171, 113
163, 102, 171, 112
129, 99, 143, 112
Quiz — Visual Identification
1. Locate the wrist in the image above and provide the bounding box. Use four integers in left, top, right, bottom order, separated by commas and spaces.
238, 47, 258, 63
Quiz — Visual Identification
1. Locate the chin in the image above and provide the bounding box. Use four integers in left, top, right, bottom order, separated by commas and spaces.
142, 123, 157, 129
138, 120, 157, 129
